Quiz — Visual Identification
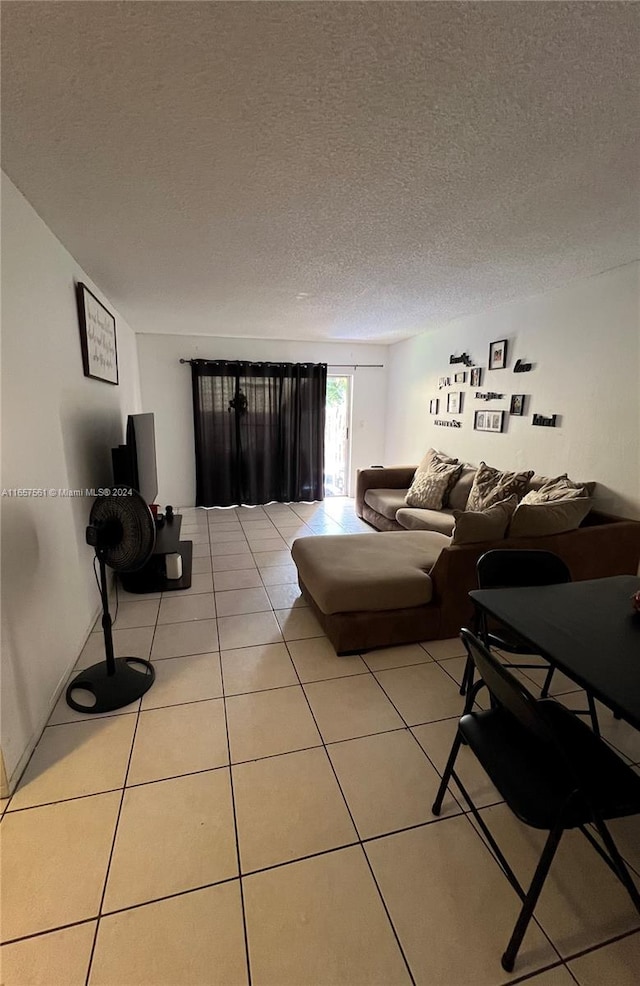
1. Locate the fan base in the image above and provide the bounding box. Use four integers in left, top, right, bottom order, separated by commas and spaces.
66, 657, 155, 713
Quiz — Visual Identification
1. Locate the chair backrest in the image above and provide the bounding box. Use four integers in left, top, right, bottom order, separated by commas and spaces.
477, 549, 571, 590
460, 628, 559, 748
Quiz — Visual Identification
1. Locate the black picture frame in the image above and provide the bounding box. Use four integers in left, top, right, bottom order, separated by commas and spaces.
76, 282, 119, 384
429, 398, 439, 415
474, 409, 504, 433
470, 367, 482, 387
510, 394, 525, 416
488, 339, 508, 370
454, 371, 466, 383
447, 392, 463, 414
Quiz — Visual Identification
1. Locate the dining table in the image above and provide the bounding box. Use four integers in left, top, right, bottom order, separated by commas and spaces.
469, 574, 640, 730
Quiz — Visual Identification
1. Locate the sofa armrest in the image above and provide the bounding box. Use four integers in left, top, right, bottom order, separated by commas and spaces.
355, 466, 416, 518
428, 516, 640, 639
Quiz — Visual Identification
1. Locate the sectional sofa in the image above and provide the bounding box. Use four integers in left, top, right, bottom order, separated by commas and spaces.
290, 461, 640, 654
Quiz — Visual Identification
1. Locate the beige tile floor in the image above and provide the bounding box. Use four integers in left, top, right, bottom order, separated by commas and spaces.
1, 498, 639, 985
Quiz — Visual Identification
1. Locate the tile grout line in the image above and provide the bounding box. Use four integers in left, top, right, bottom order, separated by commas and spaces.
83, 582, 163, 986
220, 659, 253, 986
282, 640, 418, 986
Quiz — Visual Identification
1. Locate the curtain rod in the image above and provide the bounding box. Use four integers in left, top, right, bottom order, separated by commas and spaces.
179, 359, 383, 368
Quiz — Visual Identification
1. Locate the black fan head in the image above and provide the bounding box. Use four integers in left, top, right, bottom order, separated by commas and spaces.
87, 491, 155, 572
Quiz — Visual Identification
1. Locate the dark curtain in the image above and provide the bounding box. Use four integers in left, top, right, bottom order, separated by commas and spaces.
191, 360, 327, 507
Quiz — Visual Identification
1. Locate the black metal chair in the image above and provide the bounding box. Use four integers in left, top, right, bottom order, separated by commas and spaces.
433, 628, 640, 973
460, 548, 600, 733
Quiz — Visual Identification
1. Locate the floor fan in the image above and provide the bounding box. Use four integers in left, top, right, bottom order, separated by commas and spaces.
66, 491, 157, 713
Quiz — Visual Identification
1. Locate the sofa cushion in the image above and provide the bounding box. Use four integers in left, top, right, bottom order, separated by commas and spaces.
521, 476, 588, 504
396, 507, 456, 535
509, 497, 592, 538
467, 461, 534, 511
451, 496, 518, 545
291, 531, 451, 614
405, 460, 463, 510
529, 474, 596, 497
364, 488, 410, 520
417, 448, 458, 471
447, 464, 477, 511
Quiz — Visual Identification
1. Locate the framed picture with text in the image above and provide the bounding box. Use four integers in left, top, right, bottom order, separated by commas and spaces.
76, 282, 118, 384
447, 392, 463, 414
488, 339, 507, 370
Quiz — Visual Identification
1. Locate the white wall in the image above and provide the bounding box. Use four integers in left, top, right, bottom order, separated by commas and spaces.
137, 334, 388, 507
384, 263, 640, 519
1, 173, 142, 791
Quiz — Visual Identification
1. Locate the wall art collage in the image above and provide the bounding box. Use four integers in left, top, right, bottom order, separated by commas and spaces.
429, 341, 559, 431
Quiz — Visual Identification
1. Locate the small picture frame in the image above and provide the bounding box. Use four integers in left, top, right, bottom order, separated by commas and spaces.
76, 283, 119, 384
488, 339, 508, 370
470, 367, 482, 388
454, 371, 466, 383
447, 392, 462, 414
510, 394, 525, 416
474, 409, 505, 433
429, 398, 439, 415
438, 375, 451, 389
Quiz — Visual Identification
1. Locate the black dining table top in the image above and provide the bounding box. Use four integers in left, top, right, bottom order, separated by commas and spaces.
470, 575, 640, 730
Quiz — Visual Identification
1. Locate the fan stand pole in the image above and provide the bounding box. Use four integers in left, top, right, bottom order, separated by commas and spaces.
99, 553, 117, 677
65, 553, 156, 714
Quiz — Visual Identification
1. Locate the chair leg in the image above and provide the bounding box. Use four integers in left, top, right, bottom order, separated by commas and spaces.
432, 731, 463, 816
587, 693, 600, 736
591, 818, 640, 914
540, 665, 555, 698
501, 825, 564, 973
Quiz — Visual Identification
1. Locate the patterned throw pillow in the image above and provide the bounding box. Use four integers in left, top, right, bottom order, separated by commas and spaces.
466, 461, 534, 512
451, 496, 518, 545
520, 476, 587, 505
405, 461, 464, 510
416, 448, 459, 473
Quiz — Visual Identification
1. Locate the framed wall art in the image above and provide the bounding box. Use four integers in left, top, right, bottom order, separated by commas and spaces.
429, 399, 439, 414
447, 392, 463, 414
454, 371, 466, 383
76, 282, 118, 384
488, 339, 507, 370
474, 409, 504, 433
510, 394, 525, 416
470, 367, 482, 387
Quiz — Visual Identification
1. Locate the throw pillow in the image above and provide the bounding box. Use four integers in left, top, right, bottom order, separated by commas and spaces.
520, 476, 587, 505
416, 448, 459, 473
405, 460, 464, 510
466, 462, 534, 512
451, 496, 518, 545
509, 497, 592, 538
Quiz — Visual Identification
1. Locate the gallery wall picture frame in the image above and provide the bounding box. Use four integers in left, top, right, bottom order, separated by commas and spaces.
438, 376, 452, 389
488, 339, 508, 370
454, 371, 466, 383
470, 367, 482, 387
429, 399, 439, 414
510, 394, 525, 416
447, 391, 463, 414
76, 283, 119, 384
474, 409, 505, 433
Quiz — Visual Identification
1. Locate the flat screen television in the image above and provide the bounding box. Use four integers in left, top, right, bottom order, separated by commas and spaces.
112, 412, 158, 505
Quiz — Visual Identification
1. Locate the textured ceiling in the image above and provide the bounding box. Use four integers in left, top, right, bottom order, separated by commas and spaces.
2, 2, 638, 343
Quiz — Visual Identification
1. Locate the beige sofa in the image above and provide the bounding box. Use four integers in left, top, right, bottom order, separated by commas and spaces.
357, 463, 554, 534
287, 462, 640, 654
